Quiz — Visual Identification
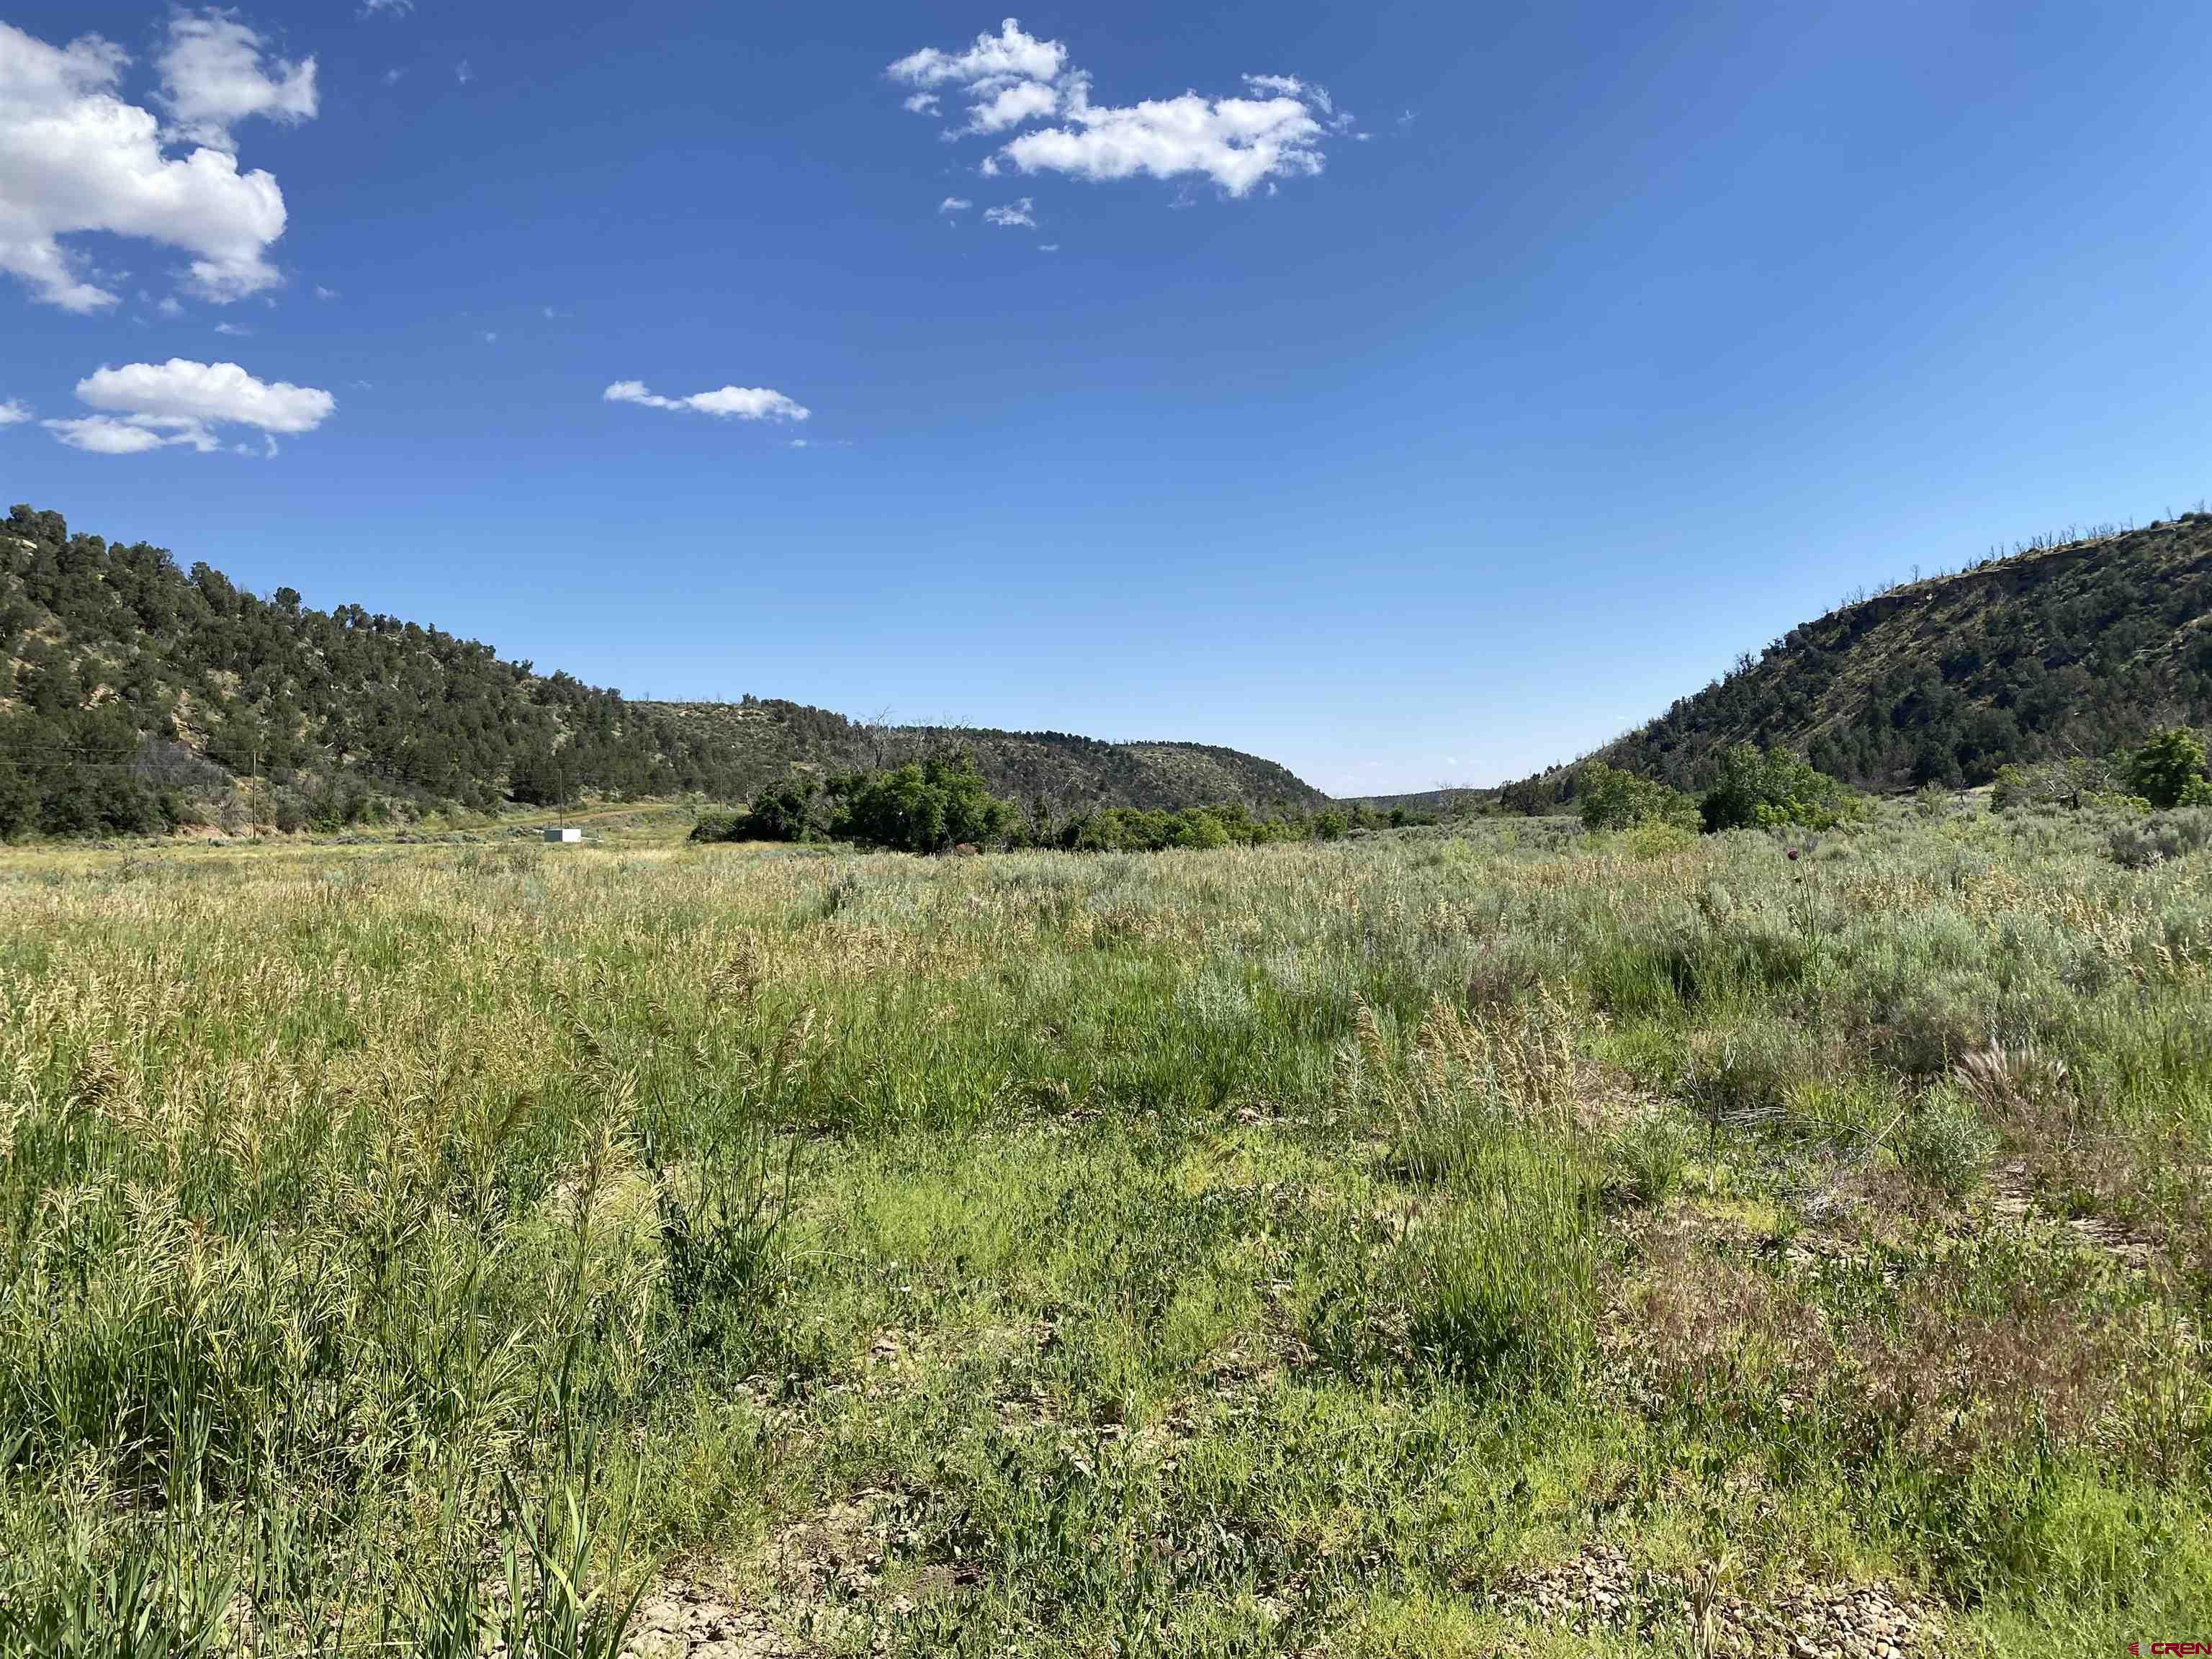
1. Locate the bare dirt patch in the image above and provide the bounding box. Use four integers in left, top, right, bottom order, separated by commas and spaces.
1496, 1540, 1933, 1658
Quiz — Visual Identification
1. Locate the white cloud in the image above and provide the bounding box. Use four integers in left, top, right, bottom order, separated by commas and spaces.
314, 284, 338, 300
1004, 78, 1326, 197
48, 415, 189, 454
46, 357, 333, 454
362, 0, 414, 14
454, 59, 474, 85
214, 320, 251, 335
156, 295, 184, 316
939, 196, 972, 215
604, 380, 809, 423
157, 11, 316, 153
983, 198, 1035, 228
0, 399, 30, 425
889, 19, 1064, 91
79, 358, 333, 430
885, 19, 1346, 201
1039, 242, 1059, 252
966, 77, 1056, 133
0, 19, 299, 310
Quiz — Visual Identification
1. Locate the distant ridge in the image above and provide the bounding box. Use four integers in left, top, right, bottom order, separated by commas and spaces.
637, 701, 1328, 814
0, 503, 1323, 834
1500, 513, 2212, 808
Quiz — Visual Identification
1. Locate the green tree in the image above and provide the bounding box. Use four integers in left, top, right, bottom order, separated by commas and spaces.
1698, 744, 1854, 833
1172, 809, 1231, 850
737, 778, 823, 842
1578, 762, 1696, 832
2125, 727, 2209, 809
831, 750, 1017, 853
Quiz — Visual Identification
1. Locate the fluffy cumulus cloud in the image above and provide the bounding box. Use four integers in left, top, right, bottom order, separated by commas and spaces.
886, 19, 1351, 200
889, 18, 1065, 95
45, 357, 334, 455
603, 380, 810, 423
0, 15, 307, 311
982, 198, 1035, 228
157, 12, 317, 152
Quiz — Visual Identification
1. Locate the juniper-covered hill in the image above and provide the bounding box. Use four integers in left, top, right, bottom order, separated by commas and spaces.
639, 701, 1326, 817
1501, 513, 2212, 809
0, 504, 1322, 835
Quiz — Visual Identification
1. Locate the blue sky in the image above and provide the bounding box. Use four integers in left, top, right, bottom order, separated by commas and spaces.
3, 1, 2208, 794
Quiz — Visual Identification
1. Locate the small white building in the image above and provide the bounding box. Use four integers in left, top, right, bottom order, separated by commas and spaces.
544, 827, 583, 843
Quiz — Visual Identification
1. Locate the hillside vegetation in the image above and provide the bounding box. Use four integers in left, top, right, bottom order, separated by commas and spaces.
0, 505, 1319, 836
643, 701, 1326, 815
1509, 514, 2212, 807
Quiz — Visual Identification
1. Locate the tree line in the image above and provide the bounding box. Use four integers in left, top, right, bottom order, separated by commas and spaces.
690, 750, 1428, 854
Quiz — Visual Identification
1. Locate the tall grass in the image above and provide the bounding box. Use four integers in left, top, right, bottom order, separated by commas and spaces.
0, 809, 2205, 1653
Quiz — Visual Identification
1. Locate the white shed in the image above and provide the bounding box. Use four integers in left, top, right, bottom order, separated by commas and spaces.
544, 827, 583, 843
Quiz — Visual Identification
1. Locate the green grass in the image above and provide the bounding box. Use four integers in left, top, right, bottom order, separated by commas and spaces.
0, 806, 2207, 1655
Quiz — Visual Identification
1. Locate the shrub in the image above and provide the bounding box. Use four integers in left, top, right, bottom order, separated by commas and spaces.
1171, 809, 1231, 850
1057, 801, 1314, 852
727, 778, 826, 842
2105, 809, 2212, 869
1578, 761, 1697, 832
689, 809, 742, 843
2124, 727, 2210, 810
1698, 743, 1858, 833
1608, 1111, 1693, 1205
1624, 818, 1698, 859
1991, 755, 2118, 812
1894, 1083, 1995, 1201
831, 748, 1019, 853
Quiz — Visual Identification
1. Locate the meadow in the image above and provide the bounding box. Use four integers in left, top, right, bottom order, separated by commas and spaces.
0, 804, 2207, 1657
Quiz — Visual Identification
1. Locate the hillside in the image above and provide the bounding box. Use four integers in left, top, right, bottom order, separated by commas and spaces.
642, 701, 1326, 815
0, 504, 1322, 837
1509, 513, 2212, 806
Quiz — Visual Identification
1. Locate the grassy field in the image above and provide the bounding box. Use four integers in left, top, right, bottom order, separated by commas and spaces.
1, 806, 2208, 1656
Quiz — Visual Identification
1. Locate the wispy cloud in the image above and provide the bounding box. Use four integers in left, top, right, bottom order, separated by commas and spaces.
603, 379, 810, 423
157, 9, 318, 153
983, 197, 1035, 228
938, 196, 972, 215
0, 398, 30, 426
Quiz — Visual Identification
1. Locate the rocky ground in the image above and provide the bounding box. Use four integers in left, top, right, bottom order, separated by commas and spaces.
1494, 1540, 1928, 1658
